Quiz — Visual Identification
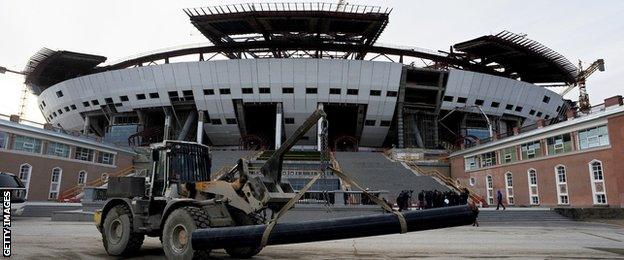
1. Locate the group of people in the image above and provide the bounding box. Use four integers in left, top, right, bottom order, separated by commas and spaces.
396, 189, 470, 211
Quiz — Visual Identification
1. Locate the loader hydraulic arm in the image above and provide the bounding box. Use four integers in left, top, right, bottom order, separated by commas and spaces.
260, 108, 326, 184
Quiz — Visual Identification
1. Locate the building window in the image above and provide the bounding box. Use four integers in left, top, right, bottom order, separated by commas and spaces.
64, 107, 70, 112
18, 164, 32, 199
546, 133, 572, 155
443, 96, 454, 102
42, 101, 46, 107
57, 109, 63, 115
370, 90, 381, 96
329, 88, 341, 95
284, 118, 295, 124
501, 146, 517, 164
469, 177, 476, 186
12, 135, 43, 154
149, 92, 159, 99
306, 88, 318, 94
491, 102, 500, 108
543, 96, 550, 104
529, 109, 536, 115
282, 87, 294, 94
555, 165, 569, 205
505, 172, 514, 205
364, 120, 376, 126
515, 106, 523, 112
520, 140, 542, 160
120, 95, 129, 102
203, 89, 214, 95
465, 156, 477, 171
97, 152, 115, 165
136, 94, 146, 100
56, 90, 64, 98
225, 118, 237, 125
578, 125, 609, 150
0, 131, 7, 149
101, 173, 109, 183
219, 88, 231, 95
475, 99, 484, 106
486, 175, 494, 205
70, 104, 77, 110
83, 101, 90, 107
78, 171, 87, 185
105, 98, 113, 104
49, 167, 62, 200
91, 100, 100, 106
589, 160, 607, 205
479, 151, 497, 167
527, 169, 539, 205
536, 111, 543, 117
347, 89, 358, 95
505, 104, 514, 110
379, 120, 391, 127
46, 142, 70, 158
386, 91, 398, 97
74, 147, 94, 162
456, 97, 467, 103
242, 88, 253, 94
258, 87, 270, 94
182, 90, 194, 98
211, 119, 222, 125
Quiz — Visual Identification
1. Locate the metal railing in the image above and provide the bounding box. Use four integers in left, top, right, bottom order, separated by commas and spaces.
57, 166, 137, 202
184, 2, 391, 17
297, 190, 388, 206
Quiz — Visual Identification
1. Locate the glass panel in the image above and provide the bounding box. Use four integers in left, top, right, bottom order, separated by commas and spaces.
47, 142, 70, 158
0, 132, 7, 149
12, 135, 43, 153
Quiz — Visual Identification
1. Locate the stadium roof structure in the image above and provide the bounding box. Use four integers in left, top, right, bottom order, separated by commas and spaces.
185, 3, 390, 46
453, 30, 580, 84
23, 48, 106, 94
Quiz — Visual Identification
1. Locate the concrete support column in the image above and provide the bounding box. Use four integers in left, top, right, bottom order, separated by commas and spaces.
83, 116, 91, 134
164, 115, 172, 140
275, 103, 283, 149
196, 111, 205, 144
317, 103, 324, 152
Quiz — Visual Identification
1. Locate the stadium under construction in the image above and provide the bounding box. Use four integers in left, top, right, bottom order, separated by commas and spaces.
23, 2, 575, 152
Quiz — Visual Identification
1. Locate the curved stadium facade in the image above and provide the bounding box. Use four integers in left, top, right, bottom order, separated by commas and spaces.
23, 3, 577, 151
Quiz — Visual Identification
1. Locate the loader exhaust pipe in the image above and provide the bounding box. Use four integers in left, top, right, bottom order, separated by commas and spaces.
191, 205, 477, 250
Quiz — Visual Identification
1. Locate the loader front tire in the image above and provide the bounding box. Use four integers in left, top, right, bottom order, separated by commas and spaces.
102, 204, 144, 256
162, 206, 211, 260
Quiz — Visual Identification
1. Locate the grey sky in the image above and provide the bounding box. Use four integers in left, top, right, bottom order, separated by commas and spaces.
1, 0, 623, 123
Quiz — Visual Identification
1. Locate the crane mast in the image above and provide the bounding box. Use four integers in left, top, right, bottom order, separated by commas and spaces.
559, 59, 605, 113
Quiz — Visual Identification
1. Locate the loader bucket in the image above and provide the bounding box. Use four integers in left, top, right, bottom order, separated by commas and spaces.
191, 205, 477, 250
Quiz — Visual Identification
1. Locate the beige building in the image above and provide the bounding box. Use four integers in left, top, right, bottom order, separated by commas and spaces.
0, 116, 135, 201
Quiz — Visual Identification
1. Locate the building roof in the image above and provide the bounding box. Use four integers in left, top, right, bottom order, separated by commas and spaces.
23, 48, 106, 94
0, 118, 134, 154
450, 104, 624, 157
184, 3, 391, 48
453, 31, 579, 84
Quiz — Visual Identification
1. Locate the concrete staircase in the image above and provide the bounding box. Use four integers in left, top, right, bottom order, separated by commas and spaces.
478, 208, 572, 223
334, 152, 449, 202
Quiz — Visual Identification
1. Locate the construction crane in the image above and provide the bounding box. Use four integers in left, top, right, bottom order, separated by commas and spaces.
0, 66, 29, 119
559, 59, 605, 113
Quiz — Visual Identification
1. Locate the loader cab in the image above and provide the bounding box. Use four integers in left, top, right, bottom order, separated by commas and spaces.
149, 141, 212, 198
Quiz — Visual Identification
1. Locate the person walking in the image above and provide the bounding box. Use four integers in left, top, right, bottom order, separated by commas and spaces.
417, 190, 425, 210
496, 190, 506, 210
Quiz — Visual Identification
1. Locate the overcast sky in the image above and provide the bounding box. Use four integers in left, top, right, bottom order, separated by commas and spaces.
1, 0, 623, 123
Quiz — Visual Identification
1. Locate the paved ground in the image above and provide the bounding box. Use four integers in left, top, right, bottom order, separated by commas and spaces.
10, 217, 624, 259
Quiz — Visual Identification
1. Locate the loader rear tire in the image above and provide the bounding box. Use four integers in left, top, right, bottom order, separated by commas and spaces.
102, 204, 144, 256
162, 206, 211, 260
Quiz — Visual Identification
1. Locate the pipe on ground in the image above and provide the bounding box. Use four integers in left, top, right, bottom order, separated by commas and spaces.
191, 205, 476, 250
